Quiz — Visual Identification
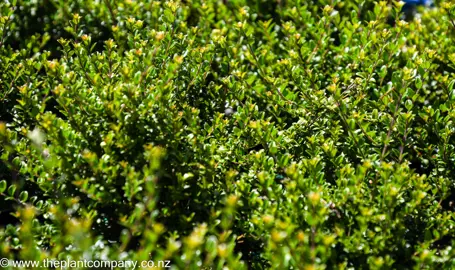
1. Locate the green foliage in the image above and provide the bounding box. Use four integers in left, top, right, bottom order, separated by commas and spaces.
1, 0, 455, 269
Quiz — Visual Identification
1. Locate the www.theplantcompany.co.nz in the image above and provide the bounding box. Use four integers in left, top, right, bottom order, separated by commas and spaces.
0, 258, 171, 269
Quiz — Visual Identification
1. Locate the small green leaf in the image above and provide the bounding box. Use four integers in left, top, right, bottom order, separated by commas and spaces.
348, 118, 355, 130
405, 100, 413, 111
372, 109, 378, 119
269, 141, 278, 154
36, 200, 43, 209
8, 184, 16, 196
415, 77, 422, 89
0, 180, 6, 193
379, 65, 387, 78
19, 191, 28, 202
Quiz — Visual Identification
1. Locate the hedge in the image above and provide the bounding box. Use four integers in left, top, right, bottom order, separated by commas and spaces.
1, 0, 455, 269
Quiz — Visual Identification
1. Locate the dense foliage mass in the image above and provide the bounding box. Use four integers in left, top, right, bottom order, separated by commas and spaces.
1, 0, 455, 269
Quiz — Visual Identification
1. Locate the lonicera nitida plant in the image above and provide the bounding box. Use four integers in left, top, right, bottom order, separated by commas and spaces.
1, 0, 455, 269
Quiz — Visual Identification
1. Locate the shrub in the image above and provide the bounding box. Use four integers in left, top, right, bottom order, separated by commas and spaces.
1, 0, 455, 269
